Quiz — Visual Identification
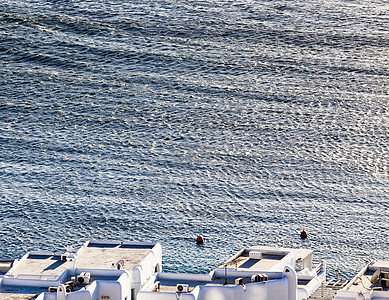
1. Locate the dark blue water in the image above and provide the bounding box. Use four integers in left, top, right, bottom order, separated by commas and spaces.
0, 0, 388, 279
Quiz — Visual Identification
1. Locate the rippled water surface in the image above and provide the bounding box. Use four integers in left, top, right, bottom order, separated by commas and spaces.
0, 0, 388, 279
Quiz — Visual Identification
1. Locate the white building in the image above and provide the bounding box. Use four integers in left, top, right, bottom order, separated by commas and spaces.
0, 240, 161, 300
139, 246, 326, 300
3, 239, 389, 300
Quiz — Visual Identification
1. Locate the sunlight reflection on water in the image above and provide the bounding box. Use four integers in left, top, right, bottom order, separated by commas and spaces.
0, 0, 388, 279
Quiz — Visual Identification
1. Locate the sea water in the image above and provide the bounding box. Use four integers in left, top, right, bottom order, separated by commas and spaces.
0, 0, 388, 279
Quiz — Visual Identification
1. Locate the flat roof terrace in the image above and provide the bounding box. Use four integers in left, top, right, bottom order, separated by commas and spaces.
221, 246, 314, 272
235, 254, 284, 271
220, 250, 286, 272
9, 253, 67, 279
76, 241, 155, 270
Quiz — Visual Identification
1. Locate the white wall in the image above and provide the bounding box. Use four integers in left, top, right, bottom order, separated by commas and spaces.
138, 291, 196, 300
138, 243, 162, 286
88, 280, 122, 300
65, 291, 92, 300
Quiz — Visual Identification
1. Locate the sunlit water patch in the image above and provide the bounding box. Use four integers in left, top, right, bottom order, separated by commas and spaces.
0, 0, 388, 279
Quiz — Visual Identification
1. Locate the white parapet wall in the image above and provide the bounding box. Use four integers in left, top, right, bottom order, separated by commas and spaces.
36, 288, 92, 300
195, 277, 291, 300
138, 266, 298, 300
137, 242, 163, 286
